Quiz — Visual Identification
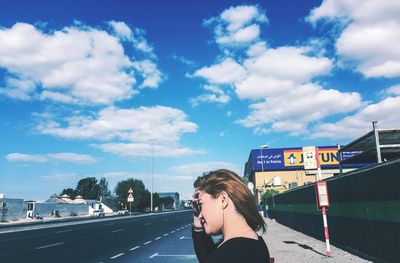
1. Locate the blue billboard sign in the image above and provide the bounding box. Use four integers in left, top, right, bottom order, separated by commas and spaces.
251, 146, 363, 171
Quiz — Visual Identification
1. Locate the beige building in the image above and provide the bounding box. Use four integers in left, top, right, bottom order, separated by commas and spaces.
244, 146, 363, 201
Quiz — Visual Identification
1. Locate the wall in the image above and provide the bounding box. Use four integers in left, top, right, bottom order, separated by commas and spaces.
0, 198, 24, 221
266, 159, 400, 263
34, 203, 89, 217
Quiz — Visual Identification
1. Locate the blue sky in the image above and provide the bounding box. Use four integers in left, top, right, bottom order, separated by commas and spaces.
1, 0, 400, 200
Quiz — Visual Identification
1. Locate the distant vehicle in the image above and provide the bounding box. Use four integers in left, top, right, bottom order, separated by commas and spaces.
35, 214, 43, 219
93, 208, 105, 217
117, 209, 129, 216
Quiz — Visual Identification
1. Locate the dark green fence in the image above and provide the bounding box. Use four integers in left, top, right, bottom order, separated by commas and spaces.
266, 159, 400, 263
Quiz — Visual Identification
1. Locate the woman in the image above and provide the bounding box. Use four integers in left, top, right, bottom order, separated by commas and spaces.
192, 169, 270, 263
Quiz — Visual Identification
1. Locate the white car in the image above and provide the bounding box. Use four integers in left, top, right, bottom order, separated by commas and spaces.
117, 209, 129, 216
93, 209, 105, 217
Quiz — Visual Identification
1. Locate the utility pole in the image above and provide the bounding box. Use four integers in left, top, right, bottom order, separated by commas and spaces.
149, 138, 156, 212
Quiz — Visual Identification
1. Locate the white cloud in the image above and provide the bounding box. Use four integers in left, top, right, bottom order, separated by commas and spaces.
237, 83, 361, 135
243, 46, 332, 84
5, 152, 97, 164
191, 2, 360, 135
234, 44, 335, 100
37, 105, 198, 142
108, 21, 154, 55
192, 58, 246, 84
205, 5, 268, 46
0, 22, 163, 104
217, 24, 261, 46
132, 59, 164, 89
308, 0, 400, 78
171, 54, 195, 66
5, 153, 48, 163
313, 96, 400, 139
46, 153, 97, 164
92, 142, 205, 157
36, 105, 201, 158
192, 37, 351, 134
0, 77, 36, 100
108, 20, 133, 40
385, 85, 400, 96
190, 85, 230, 106
169, 161, 242, 177
308, 0, 400, 24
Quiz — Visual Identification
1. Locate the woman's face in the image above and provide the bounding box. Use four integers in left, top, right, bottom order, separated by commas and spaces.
197, 190, 224, 235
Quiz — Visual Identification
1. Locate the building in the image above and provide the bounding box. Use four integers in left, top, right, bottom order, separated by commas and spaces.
26, 194, 89, 218
244, 145, 367, 201
158, 192, 180, 210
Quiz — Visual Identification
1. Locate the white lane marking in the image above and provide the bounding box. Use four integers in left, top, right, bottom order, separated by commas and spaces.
36, 242, 64, 250
149, 253, 158, 258
144, 241, 152, 245
111, 229, 123, 233
163, 233, 168, 237
150, 253, 196, 258
56, 229, 72, 234
145, 223, 152, 226
155, 236, 161, 240
180, 236, 191, 239
176, 228, 180, 231
130, 245, 140, 251
170, 230, 175, 233
110, 253, 124, 259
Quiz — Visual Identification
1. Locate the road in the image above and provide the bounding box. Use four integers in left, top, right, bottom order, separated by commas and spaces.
0, 210, 196, 263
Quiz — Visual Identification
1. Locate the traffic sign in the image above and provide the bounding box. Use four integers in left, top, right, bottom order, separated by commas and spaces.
127, 193, 134, 202
128, 188, 133, 194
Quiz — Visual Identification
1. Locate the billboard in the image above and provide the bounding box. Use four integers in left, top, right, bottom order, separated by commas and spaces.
251, 146, 362, 171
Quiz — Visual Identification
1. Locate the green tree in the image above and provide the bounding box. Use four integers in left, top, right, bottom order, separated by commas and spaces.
133, 190, 159, 211
261, 189, 279, 201
115, 178, 147, 211
99, 177, 111, 198
76, 177, 101, 200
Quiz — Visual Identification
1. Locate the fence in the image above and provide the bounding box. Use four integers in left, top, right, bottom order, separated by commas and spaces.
266, 158, 400, 263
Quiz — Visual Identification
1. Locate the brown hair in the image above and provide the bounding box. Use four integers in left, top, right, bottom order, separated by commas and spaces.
194, 169, 266, 233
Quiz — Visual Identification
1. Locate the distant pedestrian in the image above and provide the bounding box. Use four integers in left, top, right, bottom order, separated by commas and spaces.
258, 201, 265, 218
192, 169, 271, 263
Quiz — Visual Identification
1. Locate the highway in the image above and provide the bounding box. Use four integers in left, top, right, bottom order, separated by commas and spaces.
0, 210, 196, 263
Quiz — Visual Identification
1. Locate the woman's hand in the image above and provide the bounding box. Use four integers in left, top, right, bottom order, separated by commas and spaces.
192, 190, 203, 229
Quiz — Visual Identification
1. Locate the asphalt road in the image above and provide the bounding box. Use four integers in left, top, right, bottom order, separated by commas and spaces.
0, 210, 196, 263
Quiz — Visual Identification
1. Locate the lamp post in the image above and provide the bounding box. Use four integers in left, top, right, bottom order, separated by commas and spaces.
259, 144, 269, 173
258, 144, 269, 202
149, 138, 156, 212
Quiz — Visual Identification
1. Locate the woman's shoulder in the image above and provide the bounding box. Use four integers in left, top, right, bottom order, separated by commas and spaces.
205, 236, 269, 263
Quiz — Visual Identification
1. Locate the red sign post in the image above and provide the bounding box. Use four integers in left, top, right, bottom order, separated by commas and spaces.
315, 147, 332, 257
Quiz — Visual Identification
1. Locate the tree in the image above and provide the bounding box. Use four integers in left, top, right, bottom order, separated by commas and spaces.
99, 177, 111, 198
261, 189, 280, 202
115, 178, 147, 211
60, 188, 77, 198
76, 177, 101, 200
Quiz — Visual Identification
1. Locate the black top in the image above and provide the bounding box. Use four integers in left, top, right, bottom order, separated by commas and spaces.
192, 228, 270, 263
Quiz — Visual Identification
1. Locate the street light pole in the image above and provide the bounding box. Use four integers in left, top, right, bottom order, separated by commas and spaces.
258, 144, 269, 202
259, 144, 269, 173
149, 138, 156, 212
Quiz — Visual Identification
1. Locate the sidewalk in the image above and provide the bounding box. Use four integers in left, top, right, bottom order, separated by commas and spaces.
262, 218, 372, 263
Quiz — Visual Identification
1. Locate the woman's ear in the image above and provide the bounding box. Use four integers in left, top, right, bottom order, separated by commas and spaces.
220, 191, 229, 209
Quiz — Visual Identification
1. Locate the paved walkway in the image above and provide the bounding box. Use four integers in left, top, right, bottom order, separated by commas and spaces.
262, 218, 372, 263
